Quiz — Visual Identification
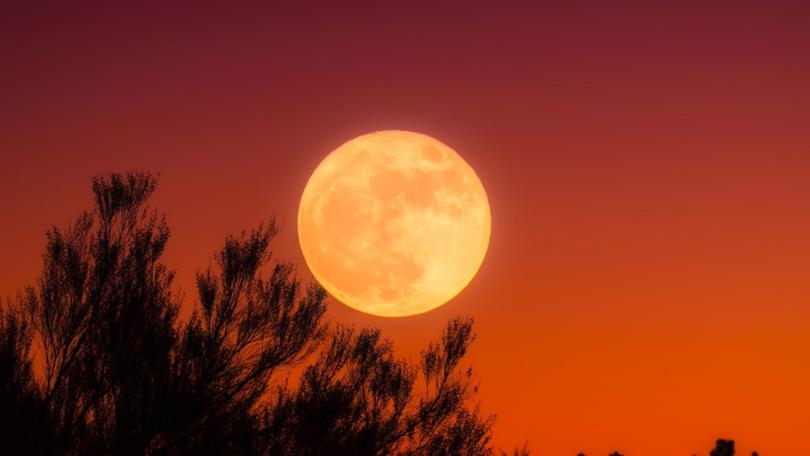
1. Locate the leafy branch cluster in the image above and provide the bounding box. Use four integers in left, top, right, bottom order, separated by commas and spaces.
0, 172, 492, 456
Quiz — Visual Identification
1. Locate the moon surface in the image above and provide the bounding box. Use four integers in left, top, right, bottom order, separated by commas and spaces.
298, 130, 491, 317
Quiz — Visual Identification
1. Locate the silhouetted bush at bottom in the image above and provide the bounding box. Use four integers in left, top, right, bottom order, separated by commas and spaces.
710, 438, 735, 456
573, 438, 759, 456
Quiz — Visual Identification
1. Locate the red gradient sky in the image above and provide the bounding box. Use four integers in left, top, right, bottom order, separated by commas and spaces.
3, 2, 810, 454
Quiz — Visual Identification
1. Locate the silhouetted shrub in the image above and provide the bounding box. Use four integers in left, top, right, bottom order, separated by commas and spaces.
0, 172, 493, 455
710, 439, 735, 456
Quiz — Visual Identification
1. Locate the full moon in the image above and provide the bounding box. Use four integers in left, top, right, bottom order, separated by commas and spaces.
298, 130, 491, 317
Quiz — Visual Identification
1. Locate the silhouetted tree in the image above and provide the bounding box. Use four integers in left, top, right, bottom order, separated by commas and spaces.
0, 172, 493, 455
710, 439, 735, 456
23, 173, 180, 454
609, 452, 624, 456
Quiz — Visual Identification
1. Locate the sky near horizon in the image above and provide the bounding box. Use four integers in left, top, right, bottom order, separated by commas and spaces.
2, 2, 810, 454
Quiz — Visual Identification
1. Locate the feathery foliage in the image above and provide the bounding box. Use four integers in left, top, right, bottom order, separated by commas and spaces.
1, 172, 493, 455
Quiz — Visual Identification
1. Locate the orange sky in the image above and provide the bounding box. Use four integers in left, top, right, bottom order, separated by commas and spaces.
2, 2, 810, 454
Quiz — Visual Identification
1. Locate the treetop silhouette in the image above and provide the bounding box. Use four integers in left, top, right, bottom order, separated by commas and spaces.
1, 172, 493, 455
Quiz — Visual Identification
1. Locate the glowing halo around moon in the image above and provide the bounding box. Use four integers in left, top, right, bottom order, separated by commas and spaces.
297, 130, 491, 317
